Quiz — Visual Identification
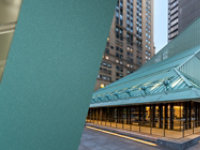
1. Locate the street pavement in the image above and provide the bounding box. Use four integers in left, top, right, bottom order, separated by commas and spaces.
79, 127, 200, 150
188, 142, 200, 150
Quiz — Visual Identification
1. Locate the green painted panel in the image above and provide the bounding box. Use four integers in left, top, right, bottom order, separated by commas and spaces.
0, 0, 116, 150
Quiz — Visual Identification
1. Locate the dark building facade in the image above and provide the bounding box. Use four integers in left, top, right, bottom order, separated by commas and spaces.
168, 0, 200, 41
179, 0, 200, 33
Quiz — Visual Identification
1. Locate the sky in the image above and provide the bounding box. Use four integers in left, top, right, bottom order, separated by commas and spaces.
154, 0, 168, 53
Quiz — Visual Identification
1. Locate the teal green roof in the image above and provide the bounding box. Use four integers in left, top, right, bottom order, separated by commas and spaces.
90, 18, 200, 108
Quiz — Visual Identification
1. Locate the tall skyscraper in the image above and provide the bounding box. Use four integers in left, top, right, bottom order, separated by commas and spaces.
168, 0, 200, 41
168, 0, 179, 41
95, 0, 155, 90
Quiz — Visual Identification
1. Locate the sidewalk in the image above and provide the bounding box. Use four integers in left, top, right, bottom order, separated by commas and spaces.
86, 123, 200, 150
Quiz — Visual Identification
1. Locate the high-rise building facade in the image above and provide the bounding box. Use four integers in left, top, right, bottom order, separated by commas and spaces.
95, 0, 155, 90
168, 0, 200, 41
168, 0, 179, 41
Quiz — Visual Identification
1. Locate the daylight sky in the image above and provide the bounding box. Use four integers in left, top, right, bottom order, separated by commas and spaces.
154, 0, 168, 53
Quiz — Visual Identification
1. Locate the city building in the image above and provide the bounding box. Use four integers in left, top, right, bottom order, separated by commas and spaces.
95, 0, 155, 90
87, 18, 200, 138
168, 0, 200, 41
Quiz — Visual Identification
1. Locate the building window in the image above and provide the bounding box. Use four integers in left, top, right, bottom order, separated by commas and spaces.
105, 56, 109, 60
100, 83, 105, 88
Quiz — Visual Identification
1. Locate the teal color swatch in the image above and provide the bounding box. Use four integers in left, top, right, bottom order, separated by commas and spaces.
0, 0, 116, 149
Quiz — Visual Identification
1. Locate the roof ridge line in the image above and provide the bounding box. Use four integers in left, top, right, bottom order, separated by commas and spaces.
177, 47, 200, 69
95, 68, 172, 93
174, 68, 193, 88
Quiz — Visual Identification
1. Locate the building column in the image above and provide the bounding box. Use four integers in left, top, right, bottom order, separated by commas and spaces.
106, 107, 109, 122
152, 105, 155, 127
117, 107, 120, 123
150, 105, 154, 128
99, 108, 101, 120
183, 103, 188, 129
159, 104, 163, 128
170, 104, 174, 130
139, 105, 142, 125
189, 102, 192, 128
127, 107, 131, 124
195, 103, 198, 127
164, 104, 168, 129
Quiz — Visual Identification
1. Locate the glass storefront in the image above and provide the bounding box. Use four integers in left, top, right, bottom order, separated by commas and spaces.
87, 101, 200, 131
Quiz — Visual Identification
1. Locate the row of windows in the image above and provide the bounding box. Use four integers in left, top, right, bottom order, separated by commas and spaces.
116, 72, 123, 77
116, 65, 123, 72
136, 30, 142, 39
170, 18, 179, 27
104, 45, 134, 59
116, 52, 123, 59
127, 32, 133, 45
100, 64, 134, 76
116, 0, 123, 26
100, 67, 112, 75
136, 38, 142, 47
127, 51, 133, 57
145, 44, 151, 50
170, 5, 178, 15
126, 57, 134, 63
97, 74, 112, 81
116, 15, 123, 26
145, 50, 151, 56
116, 59, 123, 65
127, 46, 133, 52
136, 0, 142, 39
137, 0, 142, 8
127, 4, 133, 11
169, 0, 178, 10
126, 63, 134, 68
146, 32, 151, 39
146, 26, 151, 33
145, 48, 151, 61
101, 61, 112, 68
146, 38, 151, 44
103, 55, 132, 67
126, 0, 133, 33
169, 11, 178, 21
115, 27, 123, 40
116, 46, 123, 53
146, 21, 151, 29
146, 16, 151, 24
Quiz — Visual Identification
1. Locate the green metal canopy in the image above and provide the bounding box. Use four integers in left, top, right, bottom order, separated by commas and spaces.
90, 18, 200, 108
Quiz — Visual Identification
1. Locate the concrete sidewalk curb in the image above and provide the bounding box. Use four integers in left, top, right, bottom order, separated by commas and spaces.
157, 135, 200, 150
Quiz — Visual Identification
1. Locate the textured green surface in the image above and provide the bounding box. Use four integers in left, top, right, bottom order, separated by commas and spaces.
91, 18, 200, 108
0, 0, 116, 150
